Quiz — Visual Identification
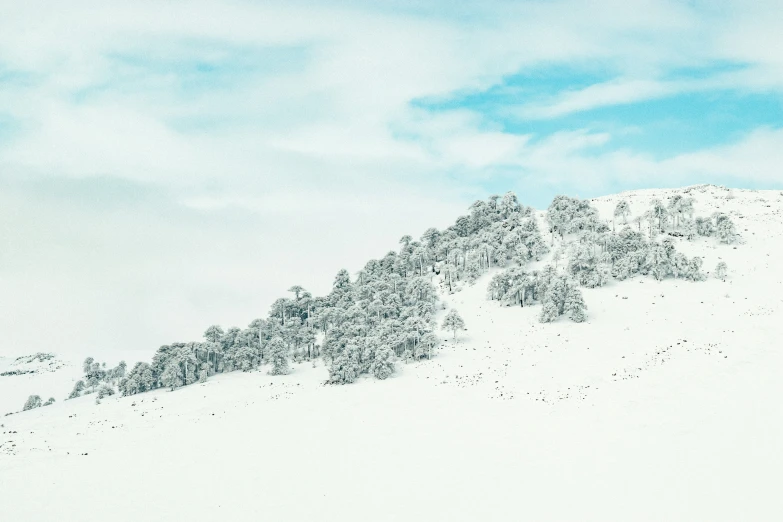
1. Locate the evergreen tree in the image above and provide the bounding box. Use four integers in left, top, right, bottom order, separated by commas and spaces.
715, 261, 728, 281
696, 217, 714, 236
614, 200, 631, 224
68, 380, 86, 399
267, 337, 289, 376
684, 220, 698, 240
564, 283, 587, 323
371, 345, 395, 380
43, 397, 55, 406
539, 294, 560, 323
328, 343, 360, 384
97, 384, 115, 399
113, 361, 127, 383
684, 257, 706, 282
203, 325, 224, 343
442, 309, 465, 342
160, 362, 183, 391
715, 214, 736, 244
23, 395, 42, 411
650, 199, 668, 232
647, 244, 671, 281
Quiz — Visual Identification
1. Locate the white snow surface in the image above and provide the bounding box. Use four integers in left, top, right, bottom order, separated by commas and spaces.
0, 354, 79, 414
1, 186, 782, 521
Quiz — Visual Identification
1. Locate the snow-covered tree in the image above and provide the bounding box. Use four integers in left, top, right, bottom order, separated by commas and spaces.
684, 257, 706, 282
68, 380, 86, 400
647, 244, 671, 281
371, 345, 395, 380
546, 195, 603, 238
649, 199, 668, 232
567, 241, 610, 288
203, 325, 224, 343
160, 362, 183, 391
614, 200, 631, 224
328, 343, 360, 384
715, 214, 736, 244
267, 337, 289, 376
97, 384, 115, 399
442, 309, 465, 342
564, 283, 587, 323
684, 220, 698, 241
23, 395, 42, 411
113, 361, 127, 384
535, 273, 587, 323
696, 217, 714, 237
119, 362, 155, 396
715, 261, 728, 281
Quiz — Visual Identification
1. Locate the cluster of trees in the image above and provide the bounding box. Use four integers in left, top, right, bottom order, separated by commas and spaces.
485, 193, 725, 323
434, 193, 549, 289
548, 195, 607, 239
22, 395, 54, 411
105, 190, 544, 393
67, 358, 127, 400
488, 266, 587, 322
48, 189, 735, 405
583, 196, 716, 282
615, 195, 737, 245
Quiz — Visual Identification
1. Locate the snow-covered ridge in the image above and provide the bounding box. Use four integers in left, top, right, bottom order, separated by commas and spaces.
0, 352, 65, 376
0, 354, 77, 416
2, 186, 782, 521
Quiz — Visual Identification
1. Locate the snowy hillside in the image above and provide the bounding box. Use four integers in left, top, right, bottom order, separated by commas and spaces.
2, 186, 782, 521
0, 353, 79, 415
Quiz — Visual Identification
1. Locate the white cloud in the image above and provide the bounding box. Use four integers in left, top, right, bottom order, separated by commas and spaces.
517, 79, 685, 119
0, 0, 782, 359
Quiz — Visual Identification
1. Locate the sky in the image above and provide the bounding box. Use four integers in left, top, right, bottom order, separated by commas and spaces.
1, 0, 782, 360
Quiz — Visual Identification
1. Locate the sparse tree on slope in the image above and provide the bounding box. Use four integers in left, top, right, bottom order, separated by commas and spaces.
23, 395, 42, 411
715, 261, 728, 281
650, 199, 668, 232
564, 283, 587, 323
715, 214, 736, 244
684, 220, 698, 241
442, 309, 465, 342
68, 380, 86, 399
695, 217, 714, 237
614, 200, 631, 225
43, 397, 55, 406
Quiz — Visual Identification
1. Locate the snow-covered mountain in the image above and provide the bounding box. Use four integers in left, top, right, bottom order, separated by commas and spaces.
2, 185, 782, 521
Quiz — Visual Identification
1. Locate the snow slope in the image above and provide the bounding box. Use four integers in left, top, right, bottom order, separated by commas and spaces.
1, 186, 782, 521
0, 354, 80, 415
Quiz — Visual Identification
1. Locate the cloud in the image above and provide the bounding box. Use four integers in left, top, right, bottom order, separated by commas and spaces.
0, 0, 782, 359
516, 79, 686, 119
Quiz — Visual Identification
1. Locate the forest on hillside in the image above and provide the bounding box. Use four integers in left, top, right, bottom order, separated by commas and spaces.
17, 188, 738, 411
